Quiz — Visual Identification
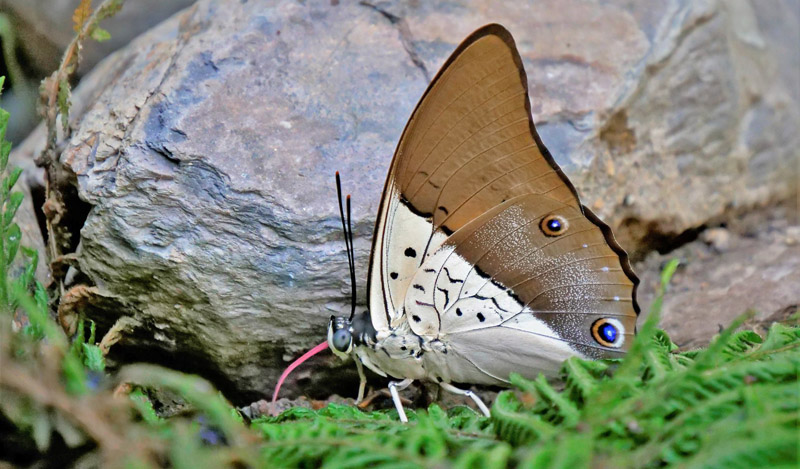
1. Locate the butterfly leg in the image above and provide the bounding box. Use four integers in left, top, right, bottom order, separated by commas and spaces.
439, 382, 491, 417
354, 359, 367, 404
388, 378, 414, 423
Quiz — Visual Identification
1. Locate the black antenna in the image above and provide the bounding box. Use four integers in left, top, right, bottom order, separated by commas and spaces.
335, 172, 357, 320
346, 194, 356, 320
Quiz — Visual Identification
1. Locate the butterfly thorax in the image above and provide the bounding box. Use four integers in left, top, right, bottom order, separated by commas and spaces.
324, 308, 439, 384
352, 311, 512, 386
351, 320, 428, 381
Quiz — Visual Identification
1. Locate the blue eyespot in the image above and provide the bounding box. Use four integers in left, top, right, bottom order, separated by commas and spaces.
599, 323, 617, 343
541, 214, 568, 236
591, 318, 624, 348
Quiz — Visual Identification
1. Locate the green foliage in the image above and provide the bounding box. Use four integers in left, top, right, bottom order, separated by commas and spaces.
493, 321, 799, 468
250, 315, 798, 468
78, 0, 121, 49
0, 15, 23, 87
129, 389, 162, 426
90, 26, 111, 42
253, 403, 496, 468
97, 0, 125, 20
0, 76, 37, 315
71, 319, 106, 372
252, 260, 798, 468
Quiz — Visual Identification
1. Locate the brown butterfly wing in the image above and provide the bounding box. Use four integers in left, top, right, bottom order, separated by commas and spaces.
368, 24, 638, 342
394, 25, 579, 233
401, 194, 637, 383
455, 195, 636, 355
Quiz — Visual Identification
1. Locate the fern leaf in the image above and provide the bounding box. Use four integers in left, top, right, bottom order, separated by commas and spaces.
72, 0, 93, 33
491, 391, 557, 445
752, 322, 800, 355
561, 356, 600, 403
681, 424, 798, 468
518, 433, 593, 469
97, 0, 125, 21
453, 443, 512, 469
90, 26, 111, 42
692, 312, 754, 370
532, 374, 580, 427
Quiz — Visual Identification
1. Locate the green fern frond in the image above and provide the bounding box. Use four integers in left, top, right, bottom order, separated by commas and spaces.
491, 391, 557, 446
560, 356, 604, 404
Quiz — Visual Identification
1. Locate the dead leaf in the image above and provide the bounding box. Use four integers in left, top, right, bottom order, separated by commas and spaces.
73, 0, 93, 33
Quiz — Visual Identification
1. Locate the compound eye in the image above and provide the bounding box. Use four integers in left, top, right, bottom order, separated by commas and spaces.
541, 214, 569, 236
332, 328, 352, 352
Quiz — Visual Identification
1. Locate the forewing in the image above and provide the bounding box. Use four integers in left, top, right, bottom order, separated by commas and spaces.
368, 24, 583, 332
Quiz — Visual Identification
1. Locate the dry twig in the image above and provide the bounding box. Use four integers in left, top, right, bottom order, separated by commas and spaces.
36, 0, 125, 306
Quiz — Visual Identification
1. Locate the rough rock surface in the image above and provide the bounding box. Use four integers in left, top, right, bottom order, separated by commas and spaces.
9, 0, 799, 401
636, 203, 799, 349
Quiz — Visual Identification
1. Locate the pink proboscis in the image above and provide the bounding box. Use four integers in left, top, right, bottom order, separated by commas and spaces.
270, 341, 329, 416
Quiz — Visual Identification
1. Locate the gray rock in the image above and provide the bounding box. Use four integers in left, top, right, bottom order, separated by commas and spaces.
10, 0, 800, 401
700, 227, 732, 252
636, 203, 799, 349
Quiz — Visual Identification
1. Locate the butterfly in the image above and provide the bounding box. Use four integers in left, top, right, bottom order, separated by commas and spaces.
272, 24, 639, 422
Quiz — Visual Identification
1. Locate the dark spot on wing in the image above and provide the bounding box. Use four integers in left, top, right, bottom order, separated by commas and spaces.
437, 206, 449, 215
424, 268, 435, 273
413, 284, 425, 292
476, 312, 485, 322
400, 195, 433, 218
390, 272, 398, 279
456, 308, 463, 316
412, 315, 421, 323
443, 267, 463, 284
472, 293, 510, 313
405, 247, 417, 258
491, 297, 509, 313
437, 287, 450, 308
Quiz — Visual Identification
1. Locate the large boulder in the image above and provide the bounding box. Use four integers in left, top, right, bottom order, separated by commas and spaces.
10, 0, 799, 401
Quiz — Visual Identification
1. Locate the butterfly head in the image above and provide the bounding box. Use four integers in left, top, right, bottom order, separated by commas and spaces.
327, 315, 354, 358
